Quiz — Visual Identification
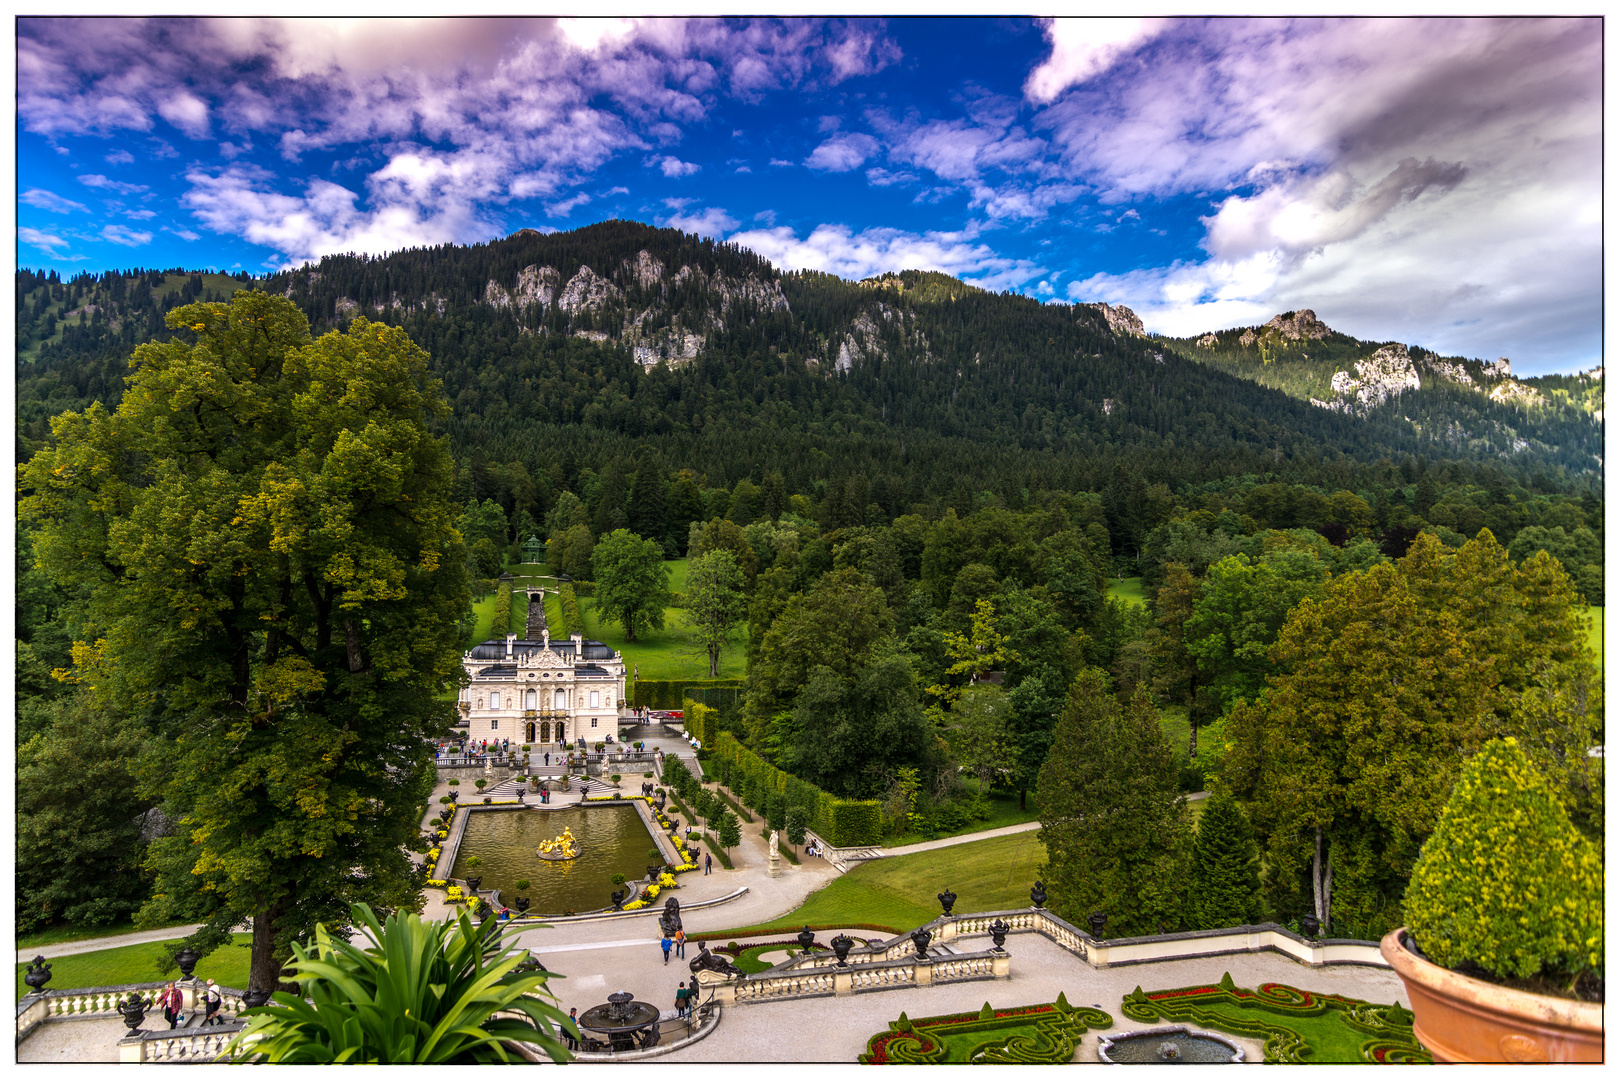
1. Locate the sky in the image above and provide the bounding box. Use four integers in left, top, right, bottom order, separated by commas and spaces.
14, 16, 1603, 374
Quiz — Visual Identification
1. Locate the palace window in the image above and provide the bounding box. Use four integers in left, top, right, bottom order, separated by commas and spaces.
526, 689, 537, 709
554, 689, 565, 710
491, 719, 499, 730
590, 690, 600, 708
590, 718, 597, 728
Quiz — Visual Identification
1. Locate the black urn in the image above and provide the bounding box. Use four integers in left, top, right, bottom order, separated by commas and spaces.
465, 875, 482, 893
241, 987, 273, 1009
989, 918, 1010, 952
796, 926, 816, 953
515, 897, 531, 914
937, 887, 957, 916
831, 933, 854, 967
1030, 881, 1047, 909
611, 887, 628, 911
1300, 913, 1321, 940
910, 928, 933, 961
1088, 912, 1107, 940
175, 946, 200, 979
23, 956, 52, 993
117, 992, 149, 1034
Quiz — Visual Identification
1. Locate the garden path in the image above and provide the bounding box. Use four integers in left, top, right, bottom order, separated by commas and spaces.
16, 925, 207, 964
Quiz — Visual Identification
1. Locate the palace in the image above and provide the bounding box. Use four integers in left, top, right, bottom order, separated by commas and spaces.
457, 627, 626, 747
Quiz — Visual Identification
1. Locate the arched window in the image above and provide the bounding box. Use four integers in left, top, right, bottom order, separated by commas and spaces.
526, 689, 537, 709
554, 688, 566, 711
492, 693, 501, 710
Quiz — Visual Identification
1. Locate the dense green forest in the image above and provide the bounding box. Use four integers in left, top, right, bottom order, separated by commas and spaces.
13, 221, 1604, 947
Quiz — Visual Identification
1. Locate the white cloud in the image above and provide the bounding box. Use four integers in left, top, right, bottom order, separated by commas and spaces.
546, 192, 591, 217
727, 222, 1044, 292
804, 132, 878, 172
865, 167, 916, 187
78, 173, 149, 195
165, 226, 202, 241
19, 227, 70, 255
21, 188, 88, 213
1024, 18, 1166, 103
105, 148, 134, 164
100, 224, 153, 246
125, 209, 157, 219
653, 155, 701, 177
660, 205, 738, 238
157, 91, 210, 137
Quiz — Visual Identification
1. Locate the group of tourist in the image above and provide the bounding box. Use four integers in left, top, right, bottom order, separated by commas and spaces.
155, 980, 225, 1029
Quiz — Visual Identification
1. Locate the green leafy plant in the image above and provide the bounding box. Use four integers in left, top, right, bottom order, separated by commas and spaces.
514, 879, 531, 892
223, 903, 573, 1063
1404, 737, 1603, 986
464, 856, 482, 870
474, 779, 487, 791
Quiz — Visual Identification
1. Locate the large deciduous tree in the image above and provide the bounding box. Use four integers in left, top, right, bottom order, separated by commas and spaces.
684, 550, 748, 677
590, 529, 671, 642
17, 292, 470, 991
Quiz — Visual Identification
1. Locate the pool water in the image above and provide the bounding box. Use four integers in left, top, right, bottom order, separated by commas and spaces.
449, 804, 659, 915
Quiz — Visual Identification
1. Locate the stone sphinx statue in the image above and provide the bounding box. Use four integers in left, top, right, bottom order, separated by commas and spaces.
689, 942, 744, 979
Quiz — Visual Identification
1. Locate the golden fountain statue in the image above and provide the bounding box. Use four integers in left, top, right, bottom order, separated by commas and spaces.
536, 827, 580, 861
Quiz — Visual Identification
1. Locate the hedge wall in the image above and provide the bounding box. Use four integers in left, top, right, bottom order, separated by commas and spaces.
558, 584, 584, 638
684, 700, 720, 749
711, 732, 882, 848
489, 580, 514, 639
633, 679, 743, 710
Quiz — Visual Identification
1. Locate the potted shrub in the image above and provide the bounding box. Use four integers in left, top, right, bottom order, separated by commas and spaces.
474, 778, 487, 792
1381, 738, 1602, 1062
610, 773, 621, 787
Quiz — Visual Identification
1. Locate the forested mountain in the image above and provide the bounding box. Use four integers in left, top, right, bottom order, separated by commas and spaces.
1163, 308, 1603, 474
13, 220, 1602, 498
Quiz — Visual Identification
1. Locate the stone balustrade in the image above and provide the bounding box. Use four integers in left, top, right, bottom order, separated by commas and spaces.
119, 1022, 249, 1063
701, 946, 1010, 1006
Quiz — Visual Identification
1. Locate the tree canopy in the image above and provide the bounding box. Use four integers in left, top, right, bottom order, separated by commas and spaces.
17, 291, 469, 989
589, 529, 671, 642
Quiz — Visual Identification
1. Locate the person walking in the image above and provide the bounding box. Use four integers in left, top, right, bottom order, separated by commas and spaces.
160, 981, 182, 1029
660, 933, 673, 965
202, 979, 222, 1026
704, 852, 712, 875
674, 981, 689, 1019
565, 1007, 579, 1051
675, 927, 686, 959
544, 751, 550, 767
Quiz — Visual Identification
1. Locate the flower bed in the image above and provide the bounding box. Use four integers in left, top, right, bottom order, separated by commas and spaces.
1120, 974, 1431, 1064
861, 994, 1110, 1064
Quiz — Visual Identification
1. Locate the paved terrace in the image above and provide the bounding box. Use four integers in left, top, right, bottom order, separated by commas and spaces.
18, 744, 1407, 1063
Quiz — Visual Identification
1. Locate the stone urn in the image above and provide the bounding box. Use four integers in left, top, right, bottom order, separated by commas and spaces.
989, 919, 1010, 952
515, 897, 531, 914
241, 987, 273, 1009
1381, 929, 1603, 1063
23, 957, 52, 993
117, 993, 149, 1034
465, 875, 482, 893
910, 928, 933, 961
1030, 881, 1047, 909
796, 926, 816, 954
175, 946, 200, 979
831, 934, 854, 967
937, 887, 957, 916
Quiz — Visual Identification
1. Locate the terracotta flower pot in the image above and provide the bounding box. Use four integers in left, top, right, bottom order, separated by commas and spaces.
1380, 928, 1603, 1063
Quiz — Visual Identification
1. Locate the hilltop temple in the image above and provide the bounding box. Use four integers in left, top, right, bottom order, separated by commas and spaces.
457, 587, 626, 746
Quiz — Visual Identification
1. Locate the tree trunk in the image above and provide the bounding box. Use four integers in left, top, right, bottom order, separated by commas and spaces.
1019, 787, 1027, 812
1311, 826, 1333, 933
249, 906, 290, 993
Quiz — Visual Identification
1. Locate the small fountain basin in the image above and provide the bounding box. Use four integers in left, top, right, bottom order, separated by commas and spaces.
1097, 1025, 1245, 1063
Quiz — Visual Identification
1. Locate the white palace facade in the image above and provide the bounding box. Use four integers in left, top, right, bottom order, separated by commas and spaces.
457, 628, 627, 746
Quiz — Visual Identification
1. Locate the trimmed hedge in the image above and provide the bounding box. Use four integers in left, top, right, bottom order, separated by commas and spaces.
489, 579, 514, 639
712, 732, 882, 848
558, 583, 584, 638
633, 679, 743, 710
683, 699, 720, 748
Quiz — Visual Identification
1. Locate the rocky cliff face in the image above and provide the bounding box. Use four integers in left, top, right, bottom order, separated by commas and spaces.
1084, 302, 1145, 337
475, 249, 789, 368
1313, 343, 1422, 413
1261, 309, 1332, 341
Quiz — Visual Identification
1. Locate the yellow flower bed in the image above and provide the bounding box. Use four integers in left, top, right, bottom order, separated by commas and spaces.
426, 879, 447, 887
623, 899, 649, 910
658, 873, 677, 888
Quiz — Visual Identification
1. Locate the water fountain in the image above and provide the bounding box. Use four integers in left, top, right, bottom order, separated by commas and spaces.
1097, 1025, 1246, 1063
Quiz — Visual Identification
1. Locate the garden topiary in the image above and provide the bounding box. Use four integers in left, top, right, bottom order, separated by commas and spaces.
1404, 737, 1603, 987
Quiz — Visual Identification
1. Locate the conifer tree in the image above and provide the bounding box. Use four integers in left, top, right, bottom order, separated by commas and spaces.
1188, 791, 1262, 930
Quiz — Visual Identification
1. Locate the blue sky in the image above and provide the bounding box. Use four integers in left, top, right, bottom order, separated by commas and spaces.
16, 16, 1602, 373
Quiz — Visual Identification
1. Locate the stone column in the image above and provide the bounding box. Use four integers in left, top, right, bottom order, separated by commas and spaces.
992, 953, 1012, 978
767, 848, 781, 878
833, 969, 854, 996
913, 958, 933, 986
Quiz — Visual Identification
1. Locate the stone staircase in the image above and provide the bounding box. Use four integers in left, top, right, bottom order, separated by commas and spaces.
525, 589, 548, 639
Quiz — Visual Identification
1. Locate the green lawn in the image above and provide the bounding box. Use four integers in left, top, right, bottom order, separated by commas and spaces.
16, 918, 194, 952
1586, 606, 1603, 670
1107, 576, 1146, 606
577, 596, 747, 681
711, 831, 1045, 937
16, 933, 254, 998
880, 781, 1038, 847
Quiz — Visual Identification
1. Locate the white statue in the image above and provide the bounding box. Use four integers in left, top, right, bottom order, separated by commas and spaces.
769, 830, 779, 855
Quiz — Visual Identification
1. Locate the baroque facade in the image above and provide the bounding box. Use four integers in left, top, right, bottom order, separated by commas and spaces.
458, 629, 626, 746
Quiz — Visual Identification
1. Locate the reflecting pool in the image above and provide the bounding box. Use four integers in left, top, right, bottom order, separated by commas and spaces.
449, 804, 659, 914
